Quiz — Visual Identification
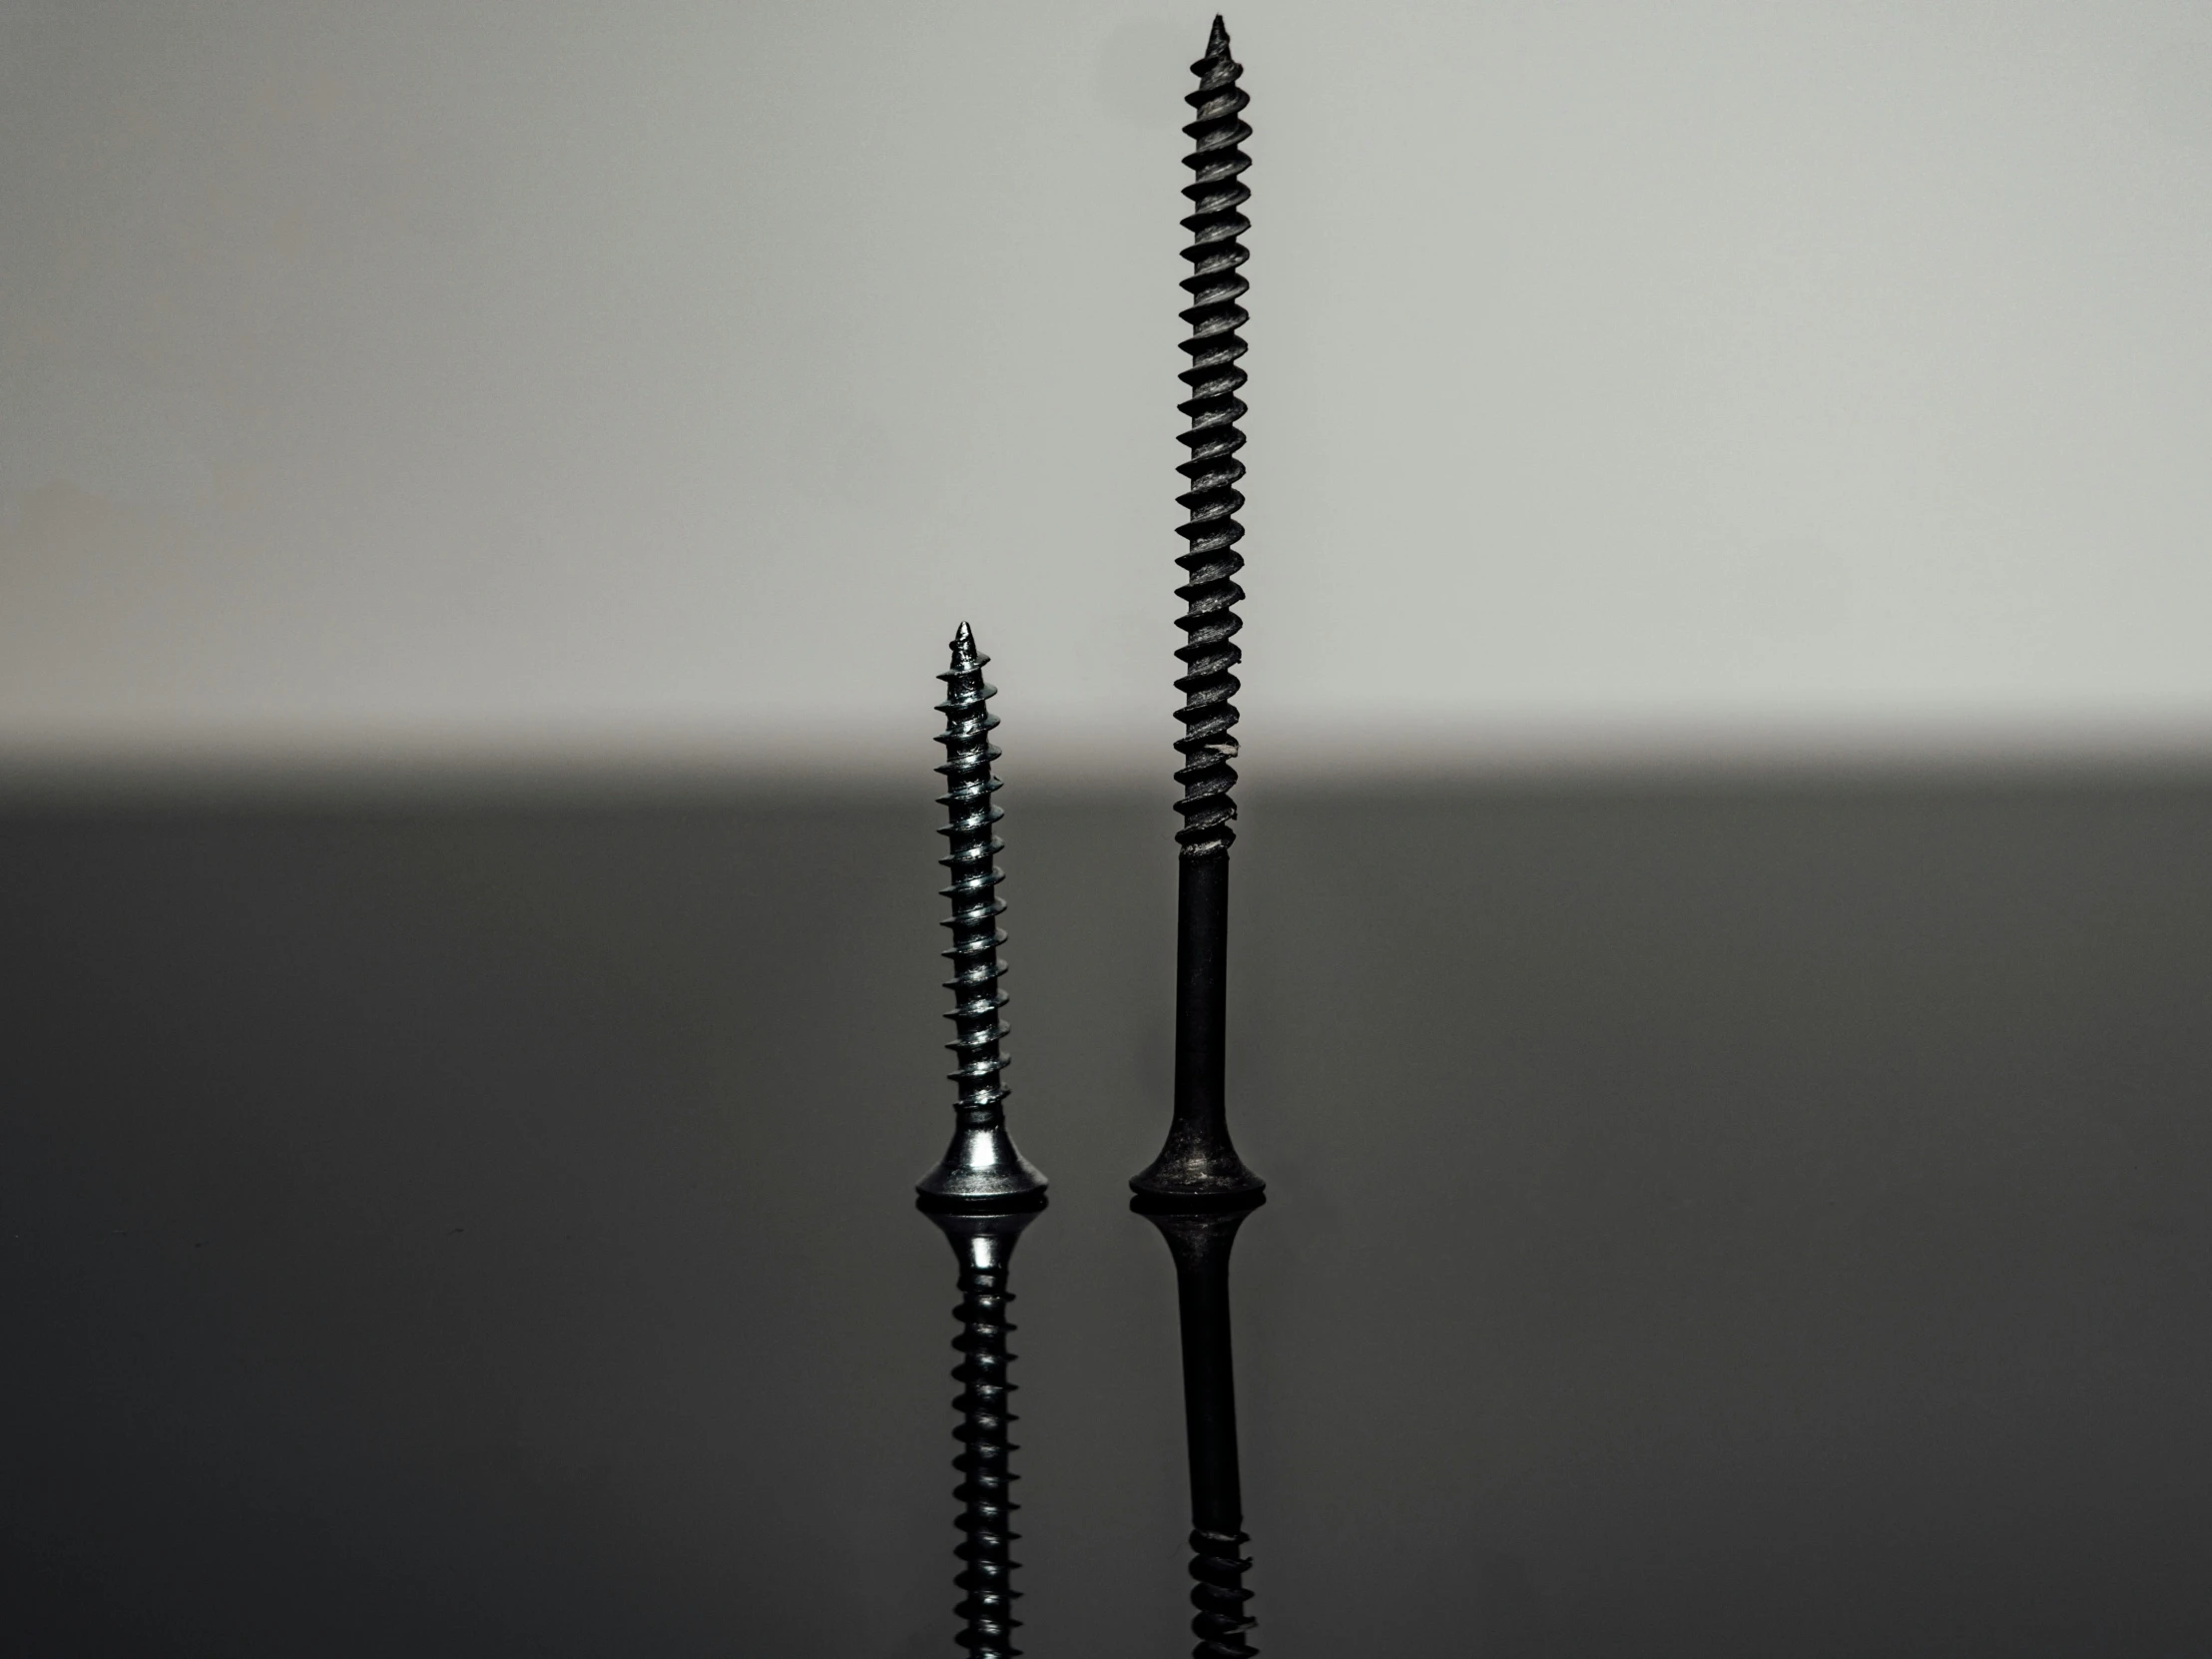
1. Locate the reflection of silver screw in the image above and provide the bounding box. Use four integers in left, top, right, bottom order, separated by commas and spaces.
918, 623, 1046, 1205
923, 1204, 1041, 1659
1136, 14, 1262, 1202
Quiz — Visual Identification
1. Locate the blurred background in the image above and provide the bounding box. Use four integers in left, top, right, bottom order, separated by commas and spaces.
4, 2, 2212, 1655
6, 0, 2212, 776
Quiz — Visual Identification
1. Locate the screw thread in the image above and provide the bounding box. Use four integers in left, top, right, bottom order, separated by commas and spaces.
1189, 1527, 1259, 1658
949, 1256, 1022, 1657
937, 623, 1009, 1129
1174, 16, 1251, 859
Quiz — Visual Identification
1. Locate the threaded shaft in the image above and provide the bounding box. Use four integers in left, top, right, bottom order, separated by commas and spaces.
1190, 1527, 1258, 1657
1174, 16, 1251, 859
949, 1252, 1022, 1657
937, 623, 1009, 1130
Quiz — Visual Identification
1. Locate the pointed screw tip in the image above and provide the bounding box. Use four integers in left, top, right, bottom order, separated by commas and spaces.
949, 621, 979, 665
1208, 15, 1231, 53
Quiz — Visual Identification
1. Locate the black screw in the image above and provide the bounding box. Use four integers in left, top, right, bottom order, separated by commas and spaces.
919, 623, 1046, 1207
1135, 13, 1261, 1202
1133, 23, 1267, 1659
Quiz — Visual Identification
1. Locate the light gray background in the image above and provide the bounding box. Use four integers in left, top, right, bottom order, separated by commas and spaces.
4, 0, 2211, 772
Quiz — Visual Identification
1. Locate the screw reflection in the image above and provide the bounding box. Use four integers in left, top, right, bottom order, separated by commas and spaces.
1135, 1188, 1264, 1658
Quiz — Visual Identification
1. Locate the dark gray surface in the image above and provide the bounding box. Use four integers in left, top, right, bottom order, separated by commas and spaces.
3, 776, 2210, 1656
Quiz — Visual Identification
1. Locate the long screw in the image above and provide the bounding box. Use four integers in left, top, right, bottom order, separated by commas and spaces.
1135, 14, 1261, 1201
1131, 21, 1267, 1659
920, 623, 1046, 1206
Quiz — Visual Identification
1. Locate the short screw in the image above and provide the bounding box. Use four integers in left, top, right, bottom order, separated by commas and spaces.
919, 623, 1047, 1207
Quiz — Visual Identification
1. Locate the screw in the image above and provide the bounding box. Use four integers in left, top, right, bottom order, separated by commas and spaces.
1171, 12, 1252, 864
919, 623, 1047, 1206
1133, 23, 1267, 1659
1135, 14, 1262, 1201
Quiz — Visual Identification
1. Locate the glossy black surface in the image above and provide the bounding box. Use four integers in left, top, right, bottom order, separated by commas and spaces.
1135, 1189, 1266, 1658
1142, 15, 1264, 1203
1135, 854, 1262, 1198
1168, 13, 1251, 863
7, 776, 2212, 1656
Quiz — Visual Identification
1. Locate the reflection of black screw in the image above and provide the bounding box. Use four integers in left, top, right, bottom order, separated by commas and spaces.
1136, 14, 1261, 1202
920, 623, 1046, 1206
1136, 1188, 1264, 1659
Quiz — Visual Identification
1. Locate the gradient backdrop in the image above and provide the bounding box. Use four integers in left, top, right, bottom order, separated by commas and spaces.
3, 3, 2211, 1655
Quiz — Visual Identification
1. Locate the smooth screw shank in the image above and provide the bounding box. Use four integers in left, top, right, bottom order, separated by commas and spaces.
1138, 1190, 1266, 1659
1174, 15, 1252, 859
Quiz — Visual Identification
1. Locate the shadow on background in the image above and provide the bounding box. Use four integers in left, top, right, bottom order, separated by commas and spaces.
3, 773, 2210, 1656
